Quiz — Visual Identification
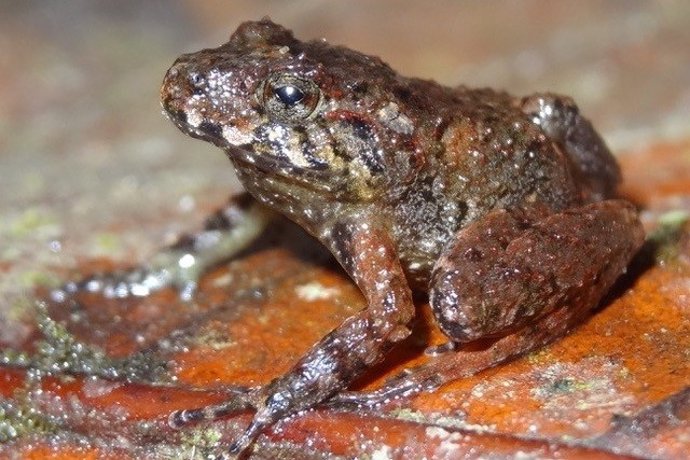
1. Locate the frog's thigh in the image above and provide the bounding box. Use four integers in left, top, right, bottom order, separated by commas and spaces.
430, 200, 644, 344
520, 93, 621, 200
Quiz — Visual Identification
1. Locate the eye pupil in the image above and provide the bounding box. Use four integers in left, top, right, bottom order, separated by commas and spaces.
274, 85, 304, 106
261, 73, 320, 124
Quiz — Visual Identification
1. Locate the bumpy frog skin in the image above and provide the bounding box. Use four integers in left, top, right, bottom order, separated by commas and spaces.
61, 19, 645, 455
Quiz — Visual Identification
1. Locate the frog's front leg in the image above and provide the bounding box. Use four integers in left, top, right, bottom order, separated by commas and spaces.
51, 193, 274, 303
172, 216, 416, 455
330, 200, 644, 409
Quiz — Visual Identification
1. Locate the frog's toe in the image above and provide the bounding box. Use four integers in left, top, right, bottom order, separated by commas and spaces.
424, 341, 457, 356
168, 407, 205, 428
168, 388, 257, 429
327, 371, 443, 410
227, 419, 266, 455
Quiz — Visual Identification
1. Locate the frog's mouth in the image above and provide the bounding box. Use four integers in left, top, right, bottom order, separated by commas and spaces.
225, 145, 341, 194
162, 102, 346, 195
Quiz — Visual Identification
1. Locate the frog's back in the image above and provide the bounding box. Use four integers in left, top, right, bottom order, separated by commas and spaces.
390, 84, 582, 288
436, 86, 581, 216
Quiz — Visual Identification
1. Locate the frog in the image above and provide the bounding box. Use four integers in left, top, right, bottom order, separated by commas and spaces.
52, 19, 645, 455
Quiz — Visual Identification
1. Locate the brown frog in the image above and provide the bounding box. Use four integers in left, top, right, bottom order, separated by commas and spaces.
57, 19, 645, 455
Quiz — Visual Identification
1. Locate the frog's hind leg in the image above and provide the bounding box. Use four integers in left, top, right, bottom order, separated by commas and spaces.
328, 305, 581, 409
520, 93, 621, 201
329, 200, 644, 409
51, 193, 275, 302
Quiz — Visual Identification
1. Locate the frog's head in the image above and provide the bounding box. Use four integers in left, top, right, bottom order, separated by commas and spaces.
161, 19, 421, 200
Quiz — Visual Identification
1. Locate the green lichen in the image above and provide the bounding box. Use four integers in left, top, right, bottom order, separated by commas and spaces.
5, 297, 34, 324
0, 399, 58, 443
388, 407, 428, 424
178, 426, 225, 459
0, 301, 172, 385
189, 326, 236, 351
547, 377, 592, 394
648, 209, 690, 265
19, 270, 59, 291
0, 300, 177, 446
92, 232, 122, 253
6, 208, 60, 239
526, 348, 554, 365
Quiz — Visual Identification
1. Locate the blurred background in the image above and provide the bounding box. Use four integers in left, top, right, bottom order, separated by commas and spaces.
1, 0, 689, 322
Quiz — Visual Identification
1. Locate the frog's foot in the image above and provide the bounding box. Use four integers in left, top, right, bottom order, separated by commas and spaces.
167, 385, 272, 458
49, 194, 273, 303
325, 305, 582, 411
327, 369, 442, 410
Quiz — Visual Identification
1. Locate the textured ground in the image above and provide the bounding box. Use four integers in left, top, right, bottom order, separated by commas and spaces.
0, 1, 689, 458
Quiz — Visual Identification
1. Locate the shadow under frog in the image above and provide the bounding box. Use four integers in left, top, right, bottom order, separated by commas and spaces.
34, 19, 647, 456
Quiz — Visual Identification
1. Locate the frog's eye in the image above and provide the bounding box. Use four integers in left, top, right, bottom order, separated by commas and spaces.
262, 73, 321, 124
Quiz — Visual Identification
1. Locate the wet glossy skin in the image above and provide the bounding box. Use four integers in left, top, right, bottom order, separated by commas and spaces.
157, 20, 644, 455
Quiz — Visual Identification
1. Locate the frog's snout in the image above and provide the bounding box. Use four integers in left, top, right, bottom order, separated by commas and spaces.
160, 60, 193, 117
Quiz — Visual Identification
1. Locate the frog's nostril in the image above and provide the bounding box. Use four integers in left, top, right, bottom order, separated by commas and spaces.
188, 72, 205, 88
